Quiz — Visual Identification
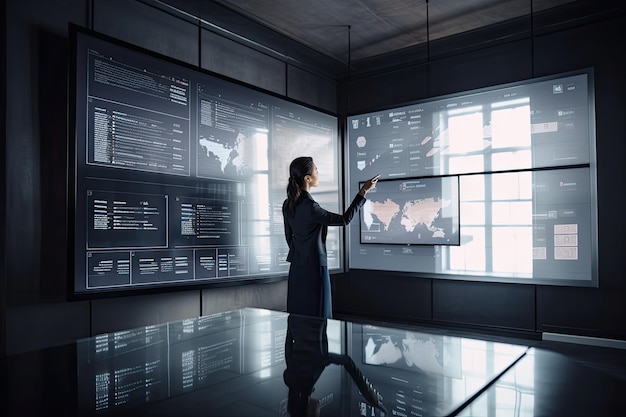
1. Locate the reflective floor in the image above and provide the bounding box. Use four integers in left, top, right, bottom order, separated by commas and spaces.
4, 308, 626, 416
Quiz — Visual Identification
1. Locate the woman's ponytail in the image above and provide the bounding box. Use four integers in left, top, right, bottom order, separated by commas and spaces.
284, 156, 314, 216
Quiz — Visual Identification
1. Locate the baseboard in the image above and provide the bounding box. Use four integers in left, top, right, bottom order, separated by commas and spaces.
542, 332, 626, 350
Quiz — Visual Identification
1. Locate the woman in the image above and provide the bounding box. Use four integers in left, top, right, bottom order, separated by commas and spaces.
282, 156, 379, 318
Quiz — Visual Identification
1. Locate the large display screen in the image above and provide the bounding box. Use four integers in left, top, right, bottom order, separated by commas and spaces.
360, 175, 460, 246
70, 26, 341, 295
347, 69, 598, 286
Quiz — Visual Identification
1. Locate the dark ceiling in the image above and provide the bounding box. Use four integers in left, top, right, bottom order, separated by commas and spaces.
208, 0, 575, 64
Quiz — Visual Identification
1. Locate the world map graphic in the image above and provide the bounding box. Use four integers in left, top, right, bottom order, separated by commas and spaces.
360, 177, 459, 245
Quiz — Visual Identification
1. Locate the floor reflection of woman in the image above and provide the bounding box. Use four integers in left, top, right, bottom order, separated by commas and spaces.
283, 314, 388, 416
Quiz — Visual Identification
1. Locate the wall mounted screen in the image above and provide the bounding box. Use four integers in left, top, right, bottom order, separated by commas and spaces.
360, 175, 460, 246
70, 26, 341, 295
347, 69, 598, 286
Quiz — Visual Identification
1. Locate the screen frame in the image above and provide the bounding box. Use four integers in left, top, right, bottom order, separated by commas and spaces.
67, 24, 342, 299
344, 67, 599, 287
358, 174, 461, 246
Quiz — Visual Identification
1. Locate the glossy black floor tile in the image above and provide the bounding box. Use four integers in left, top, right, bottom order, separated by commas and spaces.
456, 347, 626, 417
4, 308, 626, 417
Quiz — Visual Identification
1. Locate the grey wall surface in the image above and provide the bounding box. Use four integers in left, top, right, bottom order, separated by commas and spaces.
335, 2, 626, 341
1, 0, 7, 359
3, 0, 626, 357
3, 0, 337, 355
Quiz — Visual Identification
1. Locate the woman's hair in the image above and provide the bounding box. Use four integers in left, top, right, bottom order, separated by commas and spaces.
284, 156, 314, 216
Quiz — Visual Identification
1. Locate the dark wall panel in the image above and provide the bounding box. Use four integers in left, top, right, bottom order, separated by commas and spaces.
537, 286, 626, 339
5, 0, 86, 299
38, 30, 72, 300
1, 0, 6, 358
331, 272, 350, 314
93, 0, 199, 66
4, 0, 90, 356
7, 28, 70, 300
201, 29, 286, 96
347, 37, 531, 116
428, 15, 530, 62
335, 270, 432, 323
533, 14, 626, 338
347, 65, 429, 115
202, 280, 287, 315
433, 280, 536, 331
6, 301, 90, 355
287, 65, 337, 114
427, 39, 532, 98
91, 290, 200, 335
